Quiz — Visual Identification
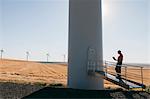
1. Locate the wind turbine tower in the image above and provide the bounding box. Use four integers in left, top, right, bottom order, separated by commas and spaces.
68, 0, 103, 90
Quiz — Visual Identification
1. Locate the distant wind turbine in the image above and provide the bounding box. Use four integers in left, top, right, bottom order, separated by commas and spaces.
0, 49, 4, 59
26, 51, 29, 61
46, 53, 49, 62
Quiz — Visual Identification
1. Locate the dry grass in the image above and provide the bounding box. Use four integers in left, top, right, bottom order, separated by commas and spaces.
0, 59, 149, 89
0, 59, 150, 99
0, 59, 67, 85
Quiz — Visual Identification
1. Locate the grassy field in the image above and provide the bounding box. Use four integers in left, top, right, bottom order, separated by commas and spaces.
0, 59, 150, 98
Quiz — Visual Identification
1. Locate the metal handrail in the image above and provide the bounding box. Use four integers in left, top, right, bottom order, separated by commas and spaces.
87, 60, 149, 90
104, 61, 148, 90
105, 61, 150, 68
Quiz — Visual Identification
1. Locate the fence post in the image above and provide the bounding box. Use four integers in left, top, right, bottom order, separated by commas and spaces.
125, 66, 127, 83
105, 61, 107, 77
141, 67, 143, 91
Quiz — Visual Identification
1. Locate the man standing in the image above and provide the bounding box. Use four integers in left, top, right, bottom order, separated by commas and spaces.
113, 50, 123, 79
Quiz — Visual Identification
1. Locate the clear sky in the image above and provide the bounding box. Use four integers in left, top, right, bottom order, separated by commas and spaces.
0, 0, 149, 63
148, 0, 150, 64
102, 0, 149, 64
1, 0, 69, 61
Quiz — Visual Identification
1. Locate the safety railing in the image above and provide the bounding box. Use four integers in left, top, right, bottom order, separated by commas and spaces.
104, 61, 150, 90
87, 60, 150, 90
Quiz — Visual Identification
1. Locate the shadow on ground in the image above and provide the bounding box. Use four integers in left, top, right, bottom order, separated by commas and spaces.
22, 87, 150, 99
